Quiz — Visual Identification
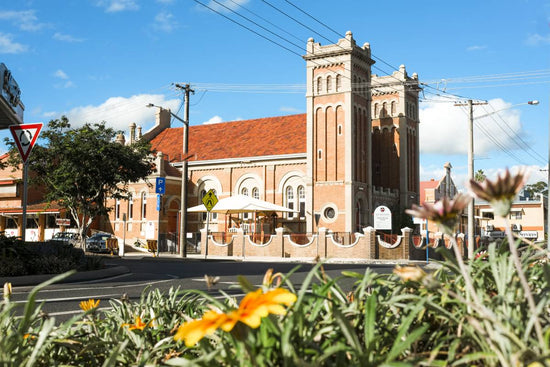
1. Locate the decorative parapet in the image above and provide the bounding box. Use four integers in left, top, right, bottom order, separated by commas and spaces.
327, 232, 363, 247
377, 234, 403, 249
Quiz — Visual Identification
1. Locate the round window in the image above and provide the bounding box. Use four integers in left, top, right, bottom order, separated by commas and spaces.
324, 207, 335, 219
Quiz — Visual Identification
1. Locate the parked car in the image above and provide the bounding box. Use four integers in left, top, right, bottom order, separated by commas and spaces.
86, 233, 114, 253
49, 232, 80, 247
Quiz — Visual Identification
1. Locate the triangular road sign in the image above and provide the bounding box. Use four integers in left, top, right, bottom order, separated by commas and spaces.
9, 123, 43, 163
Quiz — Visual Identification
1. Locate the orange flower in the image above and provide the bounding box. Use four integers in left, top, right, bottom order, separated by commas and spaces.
174, 287, 297, 346
122, 316, 150, 331
393, 265, 426, 282
79, 299, 100, 311
174, 310, 230, 347
224, 288, 297, 330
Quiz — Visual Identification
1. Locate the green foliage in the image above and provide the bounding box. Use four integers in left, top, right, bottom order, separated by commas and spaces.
474, 169, 486, 182
524, 181, 548, 199
2, 241, 550, 366
5, 117, 155, 246
0, 235, 93, 276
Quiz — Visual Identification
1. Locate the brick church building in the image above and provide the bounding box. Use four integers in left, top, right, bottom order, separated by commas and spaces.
96, 31, 421, 246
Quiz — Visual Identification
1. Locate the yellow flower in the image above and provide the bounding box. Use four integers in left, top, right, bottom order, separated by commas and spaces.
174, 310, 230, 347
3, 282, 12, 301
122, 316, 150, 331
79, 299, 100, 311
393, 265, 426, 282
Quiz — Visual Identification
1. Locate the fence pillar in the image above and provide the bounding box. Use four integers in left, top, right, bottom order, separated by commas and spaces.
233, 228, 244, 258
275, 227, 284, 257
364, 226, 376, 259
317, 227, 327, 258
401, 227, 412, 260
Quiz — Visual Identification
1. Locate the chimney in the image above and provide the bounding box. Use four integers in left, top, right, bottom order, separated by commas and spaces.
129, 122, 136, 144
137, 126, 142, 139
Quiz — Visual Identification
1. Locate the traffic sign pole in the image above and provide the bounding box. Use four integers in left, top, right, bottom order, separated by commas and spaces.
10, 123, 43, 243
21, 162, 28, 242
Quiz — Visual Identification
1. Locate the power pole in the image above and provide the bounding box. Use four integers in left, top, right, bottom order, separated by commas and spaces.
175, 83, 194, 258
455, 99, 487, 260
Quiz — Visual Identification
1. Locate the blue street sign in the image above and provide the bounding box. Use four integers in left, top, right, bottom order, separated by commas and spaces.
155, 177, 166, 194
157, 194, 161, 211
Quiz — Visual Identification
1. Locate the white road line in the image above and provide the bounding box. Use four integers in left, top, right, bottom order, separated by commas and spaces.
13, 294, 122, 304
11, 277, 180, 296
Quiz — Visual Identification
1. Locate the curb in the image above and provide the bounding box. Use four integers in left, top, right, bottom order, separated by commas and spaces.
0, 265, 130, 287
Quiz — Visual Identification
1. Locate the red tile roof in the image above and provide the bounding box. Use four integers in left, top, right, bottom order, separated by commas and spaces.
150, 114, 306, 162
419, 179, 439, 204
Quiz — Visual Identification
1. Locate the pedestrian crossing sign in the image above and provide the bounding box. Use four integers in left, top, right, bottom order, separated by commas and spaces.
202, 189, 218, 212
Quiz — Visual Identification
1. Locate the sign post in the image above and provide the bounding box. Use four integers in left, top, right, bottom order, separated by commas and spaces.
373, 205, 392, 231
202, 189, 218, 258
9, 123, 42, 242
155, 177, 166, 257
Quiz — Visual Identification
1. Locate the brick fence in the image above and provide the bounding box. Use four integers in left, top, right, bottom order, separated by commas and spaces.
200, 227, 417, 261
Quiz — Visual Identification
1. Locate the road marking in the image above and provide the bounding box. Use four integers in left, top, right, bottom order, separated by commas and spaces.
11, 277, 180, 296
12, 294, 122, 304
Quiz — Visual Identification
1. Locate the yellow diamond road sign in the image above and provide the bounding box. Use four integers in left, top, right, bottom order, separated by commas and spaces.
202, 189, 218, 212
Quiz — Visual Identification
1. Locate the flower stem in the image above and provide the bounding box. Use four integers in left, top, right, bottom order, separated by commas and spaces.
504, 217, 544, 346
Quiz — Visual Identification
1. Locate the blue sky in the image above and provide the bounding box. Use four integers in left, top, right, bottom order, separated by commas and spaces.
1, 0, 549, 189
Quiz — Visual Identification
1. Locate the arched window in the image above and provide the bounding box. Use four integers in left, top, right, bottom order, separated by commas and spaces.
374, 103, 379, 118
128, 194, 133, 220
115, 199, 120, 220
298, 185, 306, 219
141, 192, 147, 219
382, 102, 387, 117
391, 101, 396, 116
327, 76, 332, 92
252, 187, 259, 200
286, 186, 295, 219
316, 77, 322, 94
336, 75, 341, 92
241, 187, 249, 196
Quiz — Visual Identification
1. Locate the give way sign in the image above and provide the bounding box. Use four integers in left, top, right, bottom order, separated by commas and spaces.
9, 123, 43, 163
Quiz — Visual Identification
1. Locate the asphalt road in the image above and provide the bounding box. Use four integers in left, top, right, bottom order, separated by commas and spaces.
7, 257, 399, 323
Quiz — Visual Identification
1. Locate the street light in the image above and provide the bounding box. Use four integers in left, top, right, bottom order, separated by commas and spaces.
146, 103, 189, 258
459, 99, 539, 260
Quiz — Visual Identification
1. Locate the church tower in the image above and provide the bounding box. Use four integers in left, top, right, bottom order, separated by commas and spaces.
304, 31, 375, 232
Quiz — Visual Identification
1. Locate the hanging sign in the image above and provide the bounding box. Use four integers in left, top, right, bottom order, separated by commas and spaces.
9, 123, 43, 163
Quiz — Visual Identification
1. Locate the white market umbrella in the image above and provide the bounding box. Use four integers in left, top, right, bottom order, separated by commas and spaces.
187, 194, 296, 214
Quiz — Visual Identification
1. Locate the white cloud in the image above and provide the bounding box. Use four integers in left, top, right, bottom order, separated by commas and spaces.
206, 0, 249, 12
202, 115, 223, 124
152, 11, 178, 32
419, 97, 525, 156
0, 10, 46, 31
49, 94, 180, 131
466, 45, 487, 51
54, 69, 69, 79
525, 33, 550, 45
0, 33, 28, 54
53, 32, 84, 42
96, 0, 139, 13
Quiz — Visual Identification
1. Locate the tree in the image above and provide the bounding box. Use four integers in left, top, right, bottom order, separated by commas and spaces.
524, 181, 547, 199
6, 117, 155, 247
474, 169, 486, 182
